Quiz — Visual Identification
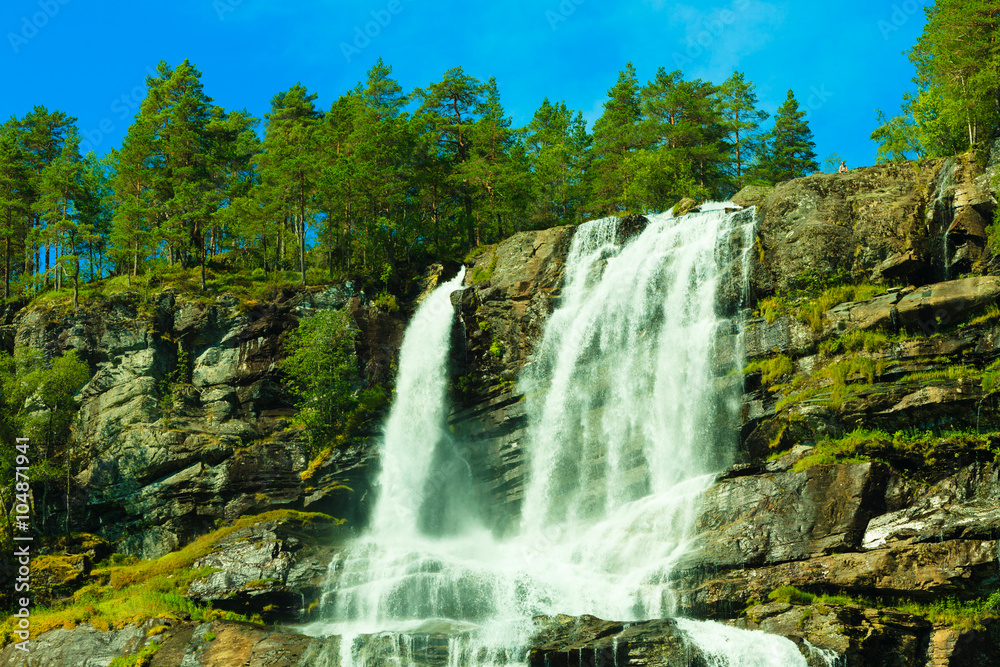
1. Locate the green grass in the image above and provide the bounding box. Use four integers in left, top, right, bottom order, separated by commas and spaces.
798, 283, 883, 331
788, 427, 999, 473
108, 643, 161, 667
26, 263, 347, 314
0, 510, 332, 646
745, 355, 794, 387
768, 586, 816, 605
965, 302, 1000, 328
470, 245, 499, 284
758, 588, 1000, 632
754, 296, 789, 324
899, 365, 976, 383
819, 329, 897, 356
752, 282, 884, 331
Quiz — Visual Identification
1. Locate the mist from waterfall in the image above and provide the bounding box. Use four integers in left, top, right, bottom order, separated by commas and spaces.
303, 207, 814, 666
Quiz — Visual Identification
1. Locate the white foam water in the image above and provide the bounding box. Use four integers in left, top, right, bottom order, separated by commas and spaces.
303, 208, 813, 666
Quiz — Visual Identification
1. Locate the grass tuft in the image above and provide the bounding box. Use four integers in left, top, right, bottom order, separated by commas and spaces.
0, 510, 332, 647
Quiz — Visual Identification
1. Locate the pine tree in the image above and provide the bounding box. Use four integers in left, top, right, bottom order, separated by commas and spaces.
257, 83, 322, 285
19, 107, 75, 283
873, 1, 1000, 160
718, 71, 769, 190
466, 77, 525, 244
415, 67, 486, 252
590, 63, 642, 215
631, 67, 727, 209
109, 118, 157, 285
754, 90, 818, 184
525, 99, 591, 227
35, 127, 86, 309
0, 121, 29, 297
317, 92, 362, 273
351, 59, 413, 275
208, 110, 260, 266
77, 153, 113, 282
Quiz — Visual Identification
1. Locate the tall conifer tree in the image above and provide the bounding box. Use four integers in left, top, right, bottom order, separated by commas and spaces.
754, 90, 818, 184
591, 63, 642, 215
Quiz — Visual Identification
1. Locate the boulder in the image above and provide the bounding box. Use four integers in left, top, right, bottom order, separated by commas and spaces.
678, 539, 999, 618
187, 515, 342, 622
678, 462, 886, 570
750, 160, 950, 291
823, 277, 1000, 337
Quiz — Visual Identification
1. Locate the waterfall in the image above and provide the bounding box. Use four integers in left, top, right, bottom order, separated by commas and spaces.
369, 267, 469, 537
303, 207, 814, 666
934, 157, 957, 280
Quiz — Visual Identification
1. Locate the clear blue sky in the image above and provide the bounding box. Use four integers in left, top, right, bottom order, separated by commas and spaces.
1, 0, 931, 172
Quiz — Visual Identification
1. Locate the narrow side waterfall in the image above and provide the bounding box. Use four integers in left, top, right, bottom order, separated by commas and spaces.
370, 268, 468, 537
934, 156, 957, 280
304, 207, 815, 666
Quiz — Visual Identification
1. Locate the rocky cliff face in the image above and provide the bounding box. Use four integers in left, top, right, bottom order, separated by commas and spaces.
3, 284, 406, 565
4, 154, 1000, 666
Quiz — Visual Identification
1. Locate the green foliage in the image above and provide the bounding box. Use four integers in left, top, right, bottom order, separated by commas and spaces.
819, 329, 895, 356
751, 90, 818, 184
0, 510, 330, 646
719, 71, 769, 190
0, 347, 90, 539
744, 355, 793, 387
4, 58, 847, 302
753, 296, 789, 324
470, 246, 498, 284
203, 631, 217, 642
965, 302, 1000, 328
768, 586, 816, 606
0, 348, 90, 453
281, 308, 358, 456
896, 593, 1000, 631
873, 1, 1000, 160
899, 365, 975, 383
798, 283, 882, 331
789, 427, 1000, 475
108, 643, 161, 667
372, 291, 399, 313
752, 270, 882, 331
590, 63, 642, 215
489, 339, 503, 359
157, 338, 190, 418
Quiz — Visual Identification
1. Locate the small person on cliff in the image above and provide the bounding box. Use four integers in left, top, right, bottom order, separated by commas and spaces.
839, 160, 848, 173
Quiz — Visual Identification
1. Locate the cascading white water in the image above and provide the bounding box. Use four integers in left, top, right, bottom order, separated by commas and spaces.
934, 157, 957, 280
370, 268, 468, 537
303, 208, 815, 666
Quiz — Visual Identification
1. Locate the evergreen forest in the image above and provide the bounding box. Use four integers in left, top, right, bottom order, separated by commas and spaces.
0, 0, 996, 304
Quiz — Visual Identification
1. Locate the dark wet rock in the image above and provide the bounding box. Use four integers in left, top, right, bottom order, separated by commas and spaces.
739, 602, 932, 667
186, 515, 342, 622
678, 463, 887, 570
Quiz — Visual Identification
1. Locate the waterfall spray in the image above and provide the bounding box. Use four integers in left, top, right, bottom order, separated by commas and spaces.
305, 208, 814, 666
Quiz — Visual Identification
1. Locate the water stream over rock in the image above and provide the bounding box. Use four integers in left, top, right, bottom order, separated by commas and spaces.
303, 207, 817, 666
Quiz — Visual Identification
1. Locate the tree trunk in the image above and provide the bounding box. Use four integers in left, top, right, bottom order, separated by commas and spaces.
73, 242, 79, 312
261, 220, 269, 279
299, 192, 307, 286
